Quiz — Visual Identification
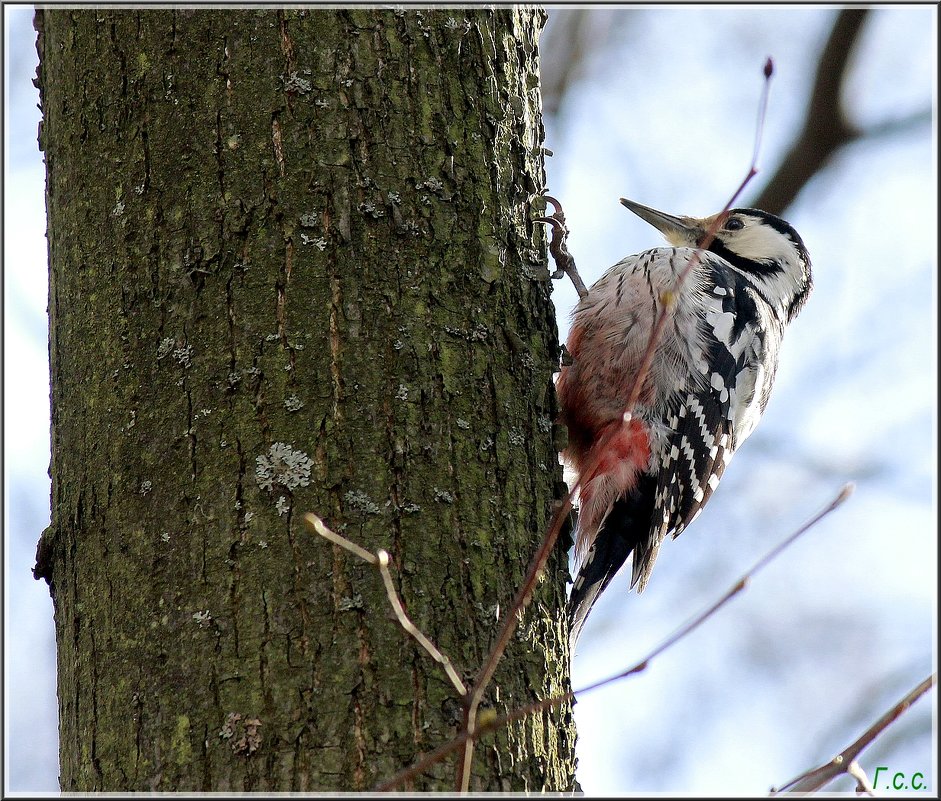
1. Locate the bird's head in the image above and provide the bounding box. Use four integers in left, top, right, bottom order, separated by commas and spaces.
620, 197, 813, 322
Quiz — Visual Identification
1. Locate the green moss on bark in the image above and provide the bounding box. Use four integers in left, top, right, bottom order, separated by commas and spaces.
37, 8, 575, 792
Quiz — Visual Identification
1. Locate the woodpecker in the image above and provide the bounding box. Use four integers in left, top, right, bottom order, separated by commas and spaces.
554, 197, 813, 646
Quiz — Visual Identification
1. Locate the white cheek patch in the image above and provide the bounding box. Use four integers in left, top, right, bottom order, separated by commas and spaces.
735, 222, 785, 259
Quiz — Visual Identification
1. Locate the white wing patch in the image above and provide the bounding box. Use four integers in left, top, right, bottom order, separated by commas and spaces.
706, 308, 735, 342
710, 371, 729, 401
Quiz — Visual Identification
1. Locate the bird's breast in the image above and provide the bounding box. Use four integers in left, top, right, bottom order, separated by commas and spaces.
557, 249, 714, 458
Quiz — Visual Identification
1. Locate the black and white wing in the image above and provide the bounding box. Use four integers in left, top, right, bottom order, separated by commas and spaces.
636, 256, 781, 590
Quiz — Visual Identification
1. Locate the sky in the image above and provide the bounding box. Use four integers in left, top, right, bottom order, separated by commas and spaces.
4, 5, 937, 795
539, 6, 937, 794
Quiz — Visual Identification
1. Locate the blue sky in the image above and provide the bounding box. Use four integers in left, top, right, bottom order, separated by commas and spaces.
5, 5, 937, 794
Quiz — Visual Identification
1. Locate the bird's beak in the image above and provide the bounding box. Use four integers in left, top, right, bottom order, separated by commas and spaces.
619, 198, 702, 247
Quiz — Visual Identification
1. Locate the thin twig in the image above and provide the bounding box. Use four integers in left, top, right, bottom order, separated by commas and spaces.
377, 483, 852, 792
303, 513, 467, 697
577, 483, 854, 694
305, 512, 377, 564
456, 489, 576, 790
376, 549, 467, 696
846, 761, 874, 796
752, 10, 869, 215
750, 58, 775, 173
770, 673, 936, 795
454, 59, 778, 793
621, 60, 774, 421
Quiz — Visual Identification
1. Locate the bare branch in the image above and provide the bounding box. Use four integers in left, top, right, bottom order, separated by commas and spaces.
377, 483, 853, 792
376, 550, 467, 697
751, 11, 928, 215
846, 761, 875, 796
573, 483, 854, 696
616, 58, 774, 426
857, 107, 932, 142
304, 513, 467, 698
457, 489, 576, 790
459, 59, 773, 791
770, 673, 936, 795
304, 512, 377, 564
751, 10, 868, 215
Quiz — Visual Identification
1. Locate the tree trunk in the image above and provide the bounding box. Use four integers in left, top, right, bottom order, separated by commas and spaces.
34, 8, 576, 792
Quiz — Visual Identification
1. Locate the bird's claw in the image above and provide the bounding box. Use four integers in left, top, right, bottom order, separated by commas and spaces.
534, 193, 588, 299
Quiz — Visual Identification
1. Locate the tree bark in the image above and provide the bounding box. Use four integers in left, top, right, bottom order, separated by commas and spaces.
35, 8, 576, 791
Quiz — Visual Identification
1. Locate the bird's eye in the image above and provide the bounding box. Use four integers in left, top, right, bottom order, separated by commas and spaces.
724, 217, 745, 231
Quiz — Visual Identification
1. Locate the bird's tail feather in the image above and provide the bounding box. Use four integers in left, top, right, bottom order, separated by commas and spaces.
567, 524, 634, 648
567, 473, 658, 648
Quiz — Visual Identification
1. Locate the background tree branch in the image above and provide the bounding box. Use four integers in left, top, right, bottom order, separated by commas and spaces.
750, 8, 929, 214
770, 674, 936, 795
750, 9, 867, 214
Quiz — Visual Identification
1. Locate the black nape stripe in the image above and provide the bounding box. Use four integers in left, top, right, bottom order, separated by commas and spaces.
707, 238, 786, 277
786, 281, 813, 322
